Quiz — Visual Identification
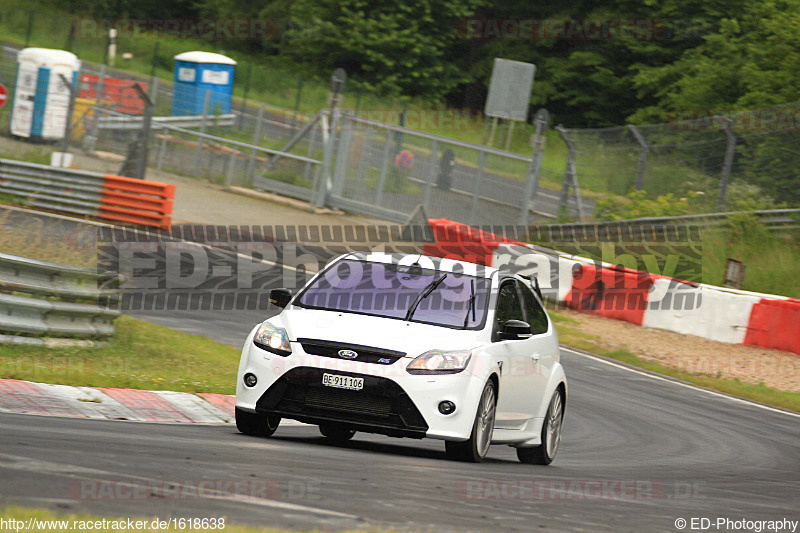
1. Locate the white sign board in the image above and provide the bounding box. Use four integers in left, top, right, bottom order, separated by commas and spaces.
178, 67, 196, 82
484, 58, 535, 122
201, 69, 229, 85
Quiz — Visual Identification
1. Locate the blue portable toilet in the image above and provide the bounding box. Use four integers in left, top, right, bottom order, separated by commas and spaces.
10, 48, 80, 141
172, 51, 236, 116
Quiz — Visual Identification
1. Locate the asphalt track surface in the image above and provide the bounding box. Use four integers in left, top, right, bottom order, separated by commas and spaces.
1, 207, 799, 531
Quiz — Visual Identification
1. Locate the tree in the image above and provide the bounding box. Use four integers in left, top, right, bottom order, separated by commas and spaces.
283, 0, 485, 98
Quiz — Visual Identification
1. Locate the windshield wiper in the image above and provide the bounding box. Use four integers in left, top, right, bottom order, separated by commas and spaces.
405, 273, 448, 321
462, 279, 476, 329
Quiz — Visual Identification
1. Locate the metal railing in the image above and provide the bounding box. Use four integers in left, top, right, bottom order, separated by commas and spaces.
0, 252, 120, 341
96, 113, 237, 131
526, 209, 800, 240
0, 158, 107, 217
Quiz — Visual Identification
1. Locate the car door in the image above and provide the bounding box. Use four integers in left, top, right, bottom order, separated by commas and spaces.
517, 279, 557, 416
489, 279, 546, 429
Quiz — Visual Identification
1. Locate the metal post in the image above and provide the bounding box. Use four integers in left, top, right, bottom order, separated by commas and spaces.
504, 120, 515, 152
149, 42, 160, 80
304, 120, 319, 183
58, 74, 77, 155
556, 125, 584, 220
247, 103, 264, 183
718, 117, 736, 210
85, 65, 106, 152
487, 117, 499, 147
225, 146, 237, 188
331, 114, 353, 197
422, 140, 438, 212
316, 109, 338, 208
131, 83, 153, 179
149, 77, 159, 106
194, 89, 211, 177
518, 109, 549, 226
627, 124, 649, 190
468, 150, 487, 226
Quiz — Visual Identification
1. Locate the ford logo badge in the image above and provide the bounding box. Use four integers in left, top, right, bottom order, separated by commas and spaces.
338, 349, 358, 359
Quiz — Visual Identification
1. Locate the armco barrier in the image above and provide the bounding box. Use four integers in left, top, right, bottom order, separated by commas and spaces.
424, 218, 800, 355
0, 159, 174, 230
0, 253, 120, 341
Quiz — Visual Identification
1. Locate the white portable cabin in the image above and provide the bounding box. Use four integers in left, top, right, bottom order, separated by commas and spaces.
10, 48, 81, 141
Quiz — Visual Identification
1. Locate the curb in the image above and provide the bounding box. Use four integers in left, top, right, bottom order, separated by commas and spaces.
0, 378, 235, 424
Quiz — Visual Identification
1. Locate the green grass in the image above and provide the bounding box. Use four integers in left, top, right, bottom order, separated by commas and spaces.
0, 210, 98, 266
549, 308, 800, 413
0, 316, 241, 393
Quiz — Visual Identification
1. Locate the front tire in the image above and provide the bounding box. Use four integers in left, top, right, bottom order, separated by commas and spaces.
517, 389, 564, 465
319, 423, 356, 442
235, 408, 280, 437
446, 380, 497, 463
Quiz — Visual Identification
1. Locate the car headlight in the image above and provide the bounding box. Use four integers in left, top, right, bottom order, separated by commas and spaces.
253, 321, 291, 356
407, 350, 472, 374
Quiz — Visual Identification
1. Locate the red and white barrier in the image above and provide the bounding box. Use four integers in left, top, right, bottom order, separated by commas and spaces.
424, 218, 800, 355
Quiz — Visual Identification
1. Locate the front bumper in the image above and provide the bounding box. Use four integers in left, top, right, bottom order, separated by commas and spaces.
236, 334, 488, 441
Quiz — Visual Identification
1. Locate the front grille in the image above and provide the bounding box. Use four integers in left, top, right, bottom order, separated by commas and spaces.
298, 338, 405, 365
256, 367, 428, 437
304, 387, 393, 416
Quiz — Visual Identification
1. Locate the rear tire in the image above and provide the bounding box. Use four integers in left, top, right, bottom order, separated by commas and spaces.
517, 389, 564, 465
235, 408, 280, 437
445, 380, 497, 463
319, 423, 356, 442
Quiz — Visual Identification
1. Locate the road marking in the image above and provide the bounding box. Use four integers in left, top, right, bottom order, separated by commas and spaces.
0, 452, 361, 521
561, 346, 800, 419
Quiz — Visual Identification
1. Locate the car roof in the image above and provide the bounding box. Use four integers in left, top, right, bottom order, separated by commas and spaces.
338, 252, 500, 279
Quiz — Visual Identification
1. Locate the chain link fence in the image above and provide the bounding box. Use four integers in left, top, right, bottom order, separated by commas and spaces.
1, 40, 798, 226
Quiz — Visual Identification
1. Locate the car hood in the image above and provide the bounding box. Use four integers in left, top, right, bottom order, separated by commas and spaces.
276, 308, 485, 357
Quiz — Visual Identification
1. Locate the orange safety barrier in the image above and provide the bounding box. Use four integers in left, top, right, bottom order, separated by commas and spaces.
100, 190, 173, 214
98, 174, 175, 230
79, 74, 148, 115
744, 298, 800, 353
566, 263, 654, 326
422, 218, 524, 266
103, 175, 176, 198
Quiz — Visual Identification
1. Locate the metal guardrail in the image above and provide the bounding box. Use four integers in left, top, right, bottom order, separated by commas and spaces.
0, 158, 175, 229
0, 253, 120, 342
96, 113, 237, 131
529, 209, 800, 239
0, 158, 107, 218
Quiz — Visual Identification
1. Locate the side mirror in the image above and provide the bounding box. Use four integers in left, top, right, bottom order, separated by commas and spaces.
269, 288, 293, 308
500, 319, 532, 341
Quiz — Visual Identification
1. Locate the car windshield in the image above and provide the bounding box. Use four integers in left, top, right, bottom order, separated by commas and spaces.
295, 259, 490, 329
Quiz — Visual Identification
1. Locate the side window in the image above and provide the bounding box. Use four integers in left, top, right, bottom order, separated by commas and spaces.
493, 281, 525, 341
519, 281, 549, 335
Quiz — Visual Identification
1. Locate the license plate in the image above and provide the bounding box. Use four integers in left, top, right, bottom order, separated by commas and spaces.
322, 373, 364, 391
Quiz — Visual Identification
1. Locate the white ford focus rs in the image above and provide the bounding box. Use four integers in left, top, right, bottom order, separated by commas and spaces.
235, 252, 567, 464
